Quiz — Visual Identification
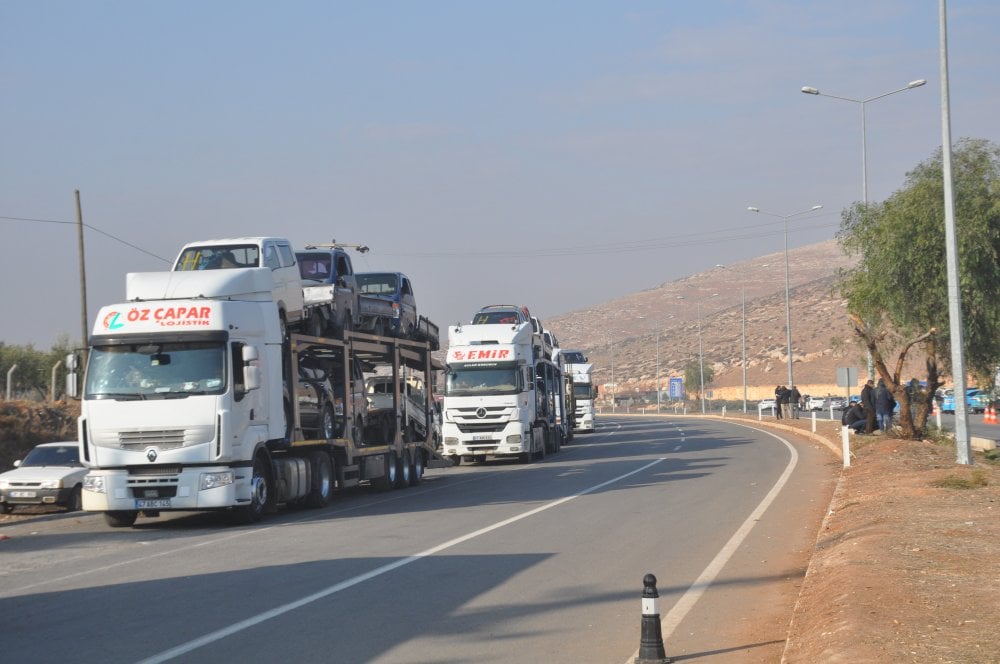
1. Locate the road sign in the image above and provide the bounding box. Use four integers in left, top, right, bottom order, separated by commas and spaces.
668, 377, 683, 399
836, 367, 860, 388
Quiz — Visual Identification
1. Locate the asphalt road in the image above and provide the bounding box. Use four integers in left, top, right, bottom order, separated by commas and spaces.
0, 417, 836, 663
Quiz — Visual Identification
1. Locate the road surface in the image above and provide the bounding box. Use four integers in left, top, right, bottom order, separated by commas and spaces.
0, 416, 836, 663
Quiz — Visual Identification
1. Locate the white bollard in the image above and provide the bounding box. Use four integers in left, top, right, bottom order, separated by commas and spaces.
841, 426, 851, 468
721, 405, 726, 418
811, 411, 817, 433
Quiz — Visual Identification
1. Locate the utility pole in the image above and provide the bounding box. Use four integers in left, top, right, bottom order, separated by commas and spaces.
76, 190, 89, 371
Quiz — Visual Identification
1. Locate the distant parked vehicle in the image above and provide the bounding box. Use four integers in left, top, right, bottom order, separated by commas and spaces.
758, 398, 777, 411
941, 388, 989, 414
828, 397, 848, 411
0, 442, 86, 513
806, 396, 827, 411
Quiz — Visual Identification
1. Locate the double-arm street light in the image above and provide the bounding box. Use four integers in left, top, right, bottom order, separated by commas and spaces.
745, 206, 822, 391
801, 79, 926, 381
800, 79, 926, 205
677, 292, 718, 414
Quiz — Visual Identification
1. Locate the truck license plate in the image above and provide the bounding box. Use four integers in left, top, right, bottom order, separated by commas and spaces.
471, 435, 493, 441
10, 491, 36, 498
135, 498, 171, 509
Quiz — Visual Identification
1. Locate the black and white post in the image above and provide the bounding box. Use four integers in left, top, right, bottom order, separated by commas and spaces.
635, 573, 670, 664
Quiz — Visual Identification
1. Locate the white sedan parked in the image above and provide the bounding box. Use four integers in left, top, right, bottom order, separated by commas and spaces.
0, 442, 86, 514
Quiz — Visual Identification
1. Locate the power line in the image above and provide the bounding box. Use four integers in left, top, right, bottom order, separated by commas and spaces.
1, 215, 171, 263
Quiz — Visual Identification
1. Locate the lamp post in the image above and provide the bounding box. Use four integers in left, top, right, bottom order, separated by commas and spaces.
801, 79, 926, 382
654, 315, 674, 412
746, 206, 822, 391
716, 264, 768, 412
801, 79, 926, 205
677, 293, 717, 414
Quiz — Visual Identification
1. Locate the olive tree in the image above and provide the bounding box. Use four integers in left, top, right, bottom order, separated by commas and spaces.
838, 138, 1000, 437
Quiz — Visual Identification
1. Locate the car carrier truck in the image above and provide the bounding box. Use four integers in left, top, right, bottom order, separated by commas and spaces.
67, 267, 441, 527
440, 320, 568, 465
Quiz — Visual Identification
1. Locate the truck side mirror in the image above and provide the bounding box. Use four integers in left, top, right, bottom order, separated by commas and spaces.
65, 353, 79, 398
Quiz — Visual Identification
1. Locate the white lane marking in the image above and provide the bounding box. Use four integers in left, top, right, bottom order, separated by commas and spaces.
625, 423, 799, 664
1, 472, 487, 596
138, 457, 666, 664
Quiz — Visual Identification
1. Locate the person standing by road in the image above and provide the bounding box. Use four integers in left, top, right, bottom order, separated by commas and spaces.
779, 385, 792, 420
774, 385, 784, 420
875, 379, 896, 432
860, 379, 877, 434
789, 385, 802, 419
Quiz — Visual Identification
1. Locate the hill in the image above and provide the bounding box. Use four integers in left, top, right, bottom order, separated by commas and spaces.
544, 239, 927, 404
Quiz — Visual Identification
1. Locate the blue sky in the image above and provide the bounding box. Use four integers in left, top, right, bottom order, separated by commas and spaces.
2, 1, 998, 348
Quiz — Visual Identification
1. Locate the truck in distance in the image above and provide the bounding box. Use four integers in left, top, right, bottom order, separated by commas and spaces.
559, 350, 596, 432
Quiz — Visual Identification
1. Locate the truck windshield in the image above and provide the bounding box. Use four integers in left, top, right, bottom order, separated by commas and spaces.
446, 364, 518, 396
85, 341, 227, 400
174, 245, 259, 270
573, 383, 593, 400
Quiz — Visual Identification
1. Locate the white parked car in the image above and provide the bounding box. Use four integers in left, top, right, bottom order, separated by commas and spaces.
758, 398, 777, 411
806, 396, 827, 411
0, 442, 86, 514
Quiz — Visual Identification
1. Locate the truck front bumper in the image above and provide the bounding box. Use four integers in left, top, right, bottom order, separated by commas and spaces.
81, 467, 241, 512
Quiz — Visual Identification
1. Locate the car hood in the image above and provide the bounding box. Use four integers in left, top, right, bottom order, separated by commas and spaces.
0, 466, 88, 483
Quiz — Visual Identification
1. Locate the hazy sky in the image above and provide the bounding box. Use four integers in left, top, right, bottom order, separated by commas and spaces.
3, 1, 997, 349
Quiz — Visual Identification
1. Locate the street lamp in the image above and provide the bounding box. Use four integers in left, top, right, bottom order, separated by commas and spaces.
677, 293, 718, 414
801, 79, 925, 382
746, 206, 822, 391
800, 79, 926, 206
716, 263, 769, 413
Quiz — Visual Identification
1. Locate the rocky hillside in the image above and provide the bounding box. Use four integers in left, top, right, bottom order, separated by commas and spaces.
544, 239, 928, 403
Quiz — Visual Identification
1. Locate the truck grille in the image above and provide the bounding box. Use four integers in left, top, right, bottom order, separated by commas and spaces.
456, 422, 507, 434
119, 429, 186, 450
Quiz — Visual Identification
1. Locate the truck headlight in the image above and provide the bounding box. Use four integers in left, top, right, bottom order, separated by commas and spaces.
444, 437, 458, 445
83, 475, 106, 494
200, 471, 234, 491
506, 435, 521, 445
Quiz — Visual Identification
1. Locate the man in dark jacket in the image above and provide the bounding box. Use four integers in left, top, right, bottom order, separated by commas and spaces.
860, 379, 877, 434
842, 401, 867, 432
789, 385, 802, 419
875, 379, 896, 432
778, 385, 792, 419
774, 385, 784, 419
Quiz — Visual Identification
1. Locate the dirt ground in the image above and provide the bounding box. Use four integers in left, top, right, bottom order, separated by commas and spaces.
773, 418, 1000, 663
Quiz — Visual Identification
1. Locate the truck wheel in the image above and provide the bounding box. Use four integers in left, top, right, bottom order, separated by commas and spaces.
534, 426, 547, 461
320, 404, 336, 440
1, 503, 14, 514
104, 511, 138, 528
374, 451, 398, 491
305, 451, 334, 508
373, 319, 385, 337
396, 449, 412, 488
307, 312, 324, 338
449, 454, 462, 467
234, 454, 271, 523
410, 449, 424, 485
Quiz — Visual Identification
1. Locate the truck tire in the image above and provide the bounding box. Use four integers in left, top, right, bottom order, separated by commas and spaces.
307, 312, 324, 338
104, 511, 138, 528
396, 449, 412, 488
449, 454, 462, 467
373, 318, 385, 337
534, 426, 547, 461
410, 449, 424, 486
1, 503, 14, 514
305, 451, 334, 508
373, 451, 398, 491
233, 453, 272, 524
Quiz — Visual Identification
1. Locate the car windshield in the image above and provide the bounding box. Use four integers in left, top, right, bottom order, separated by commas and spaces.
357, 273, 398, 295
297, 253, 332, 280
472, 310, 522, 325
85, 341, 227, 399
562, 352, 587, 363
174, 244, 259, 270
21, 445, 81, 467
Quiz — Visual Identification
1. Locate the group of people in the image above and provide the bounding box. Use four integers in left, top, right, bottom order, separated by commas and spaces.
773, 384, 802, 420
842, 378, 898, 434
